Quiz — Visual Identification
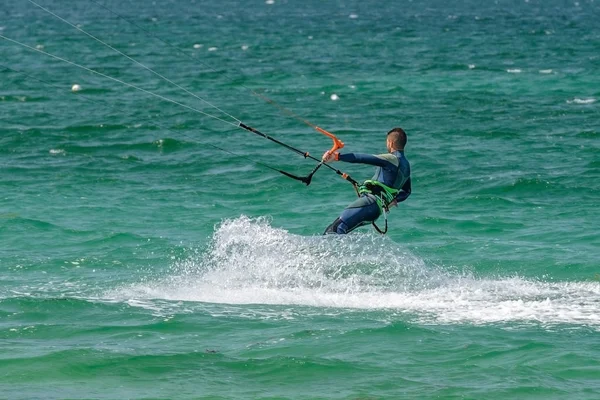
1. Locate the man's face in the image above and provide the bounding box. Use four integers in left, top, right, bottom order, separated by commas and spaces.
386, 137, 392, 152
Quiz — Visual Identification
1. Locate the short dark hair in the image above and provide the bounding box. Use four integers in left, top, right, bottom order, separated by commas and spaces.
387, 127, 407, 149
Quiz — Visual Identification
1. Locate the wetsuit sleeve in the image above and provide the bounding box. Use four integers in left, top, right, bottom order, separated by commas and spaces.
338, 153, 396, 168
395, 177, 411, 202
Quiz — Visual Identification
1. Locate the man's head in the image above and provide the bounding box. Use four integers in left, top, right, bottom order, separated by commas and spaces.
386, 127, 407, 152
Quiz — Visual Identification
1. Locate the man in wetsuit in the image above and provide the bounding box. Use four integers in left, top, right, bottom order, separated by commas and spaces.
322, 127, 411, 234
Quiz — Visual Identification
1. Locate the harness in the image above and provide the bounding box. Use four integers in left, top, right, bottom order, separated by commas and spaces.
356, 179, 399, 234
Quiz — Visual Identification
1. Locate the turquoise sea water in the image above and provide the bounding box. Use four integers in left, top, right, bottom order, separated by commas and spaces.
1, 0, 600, 398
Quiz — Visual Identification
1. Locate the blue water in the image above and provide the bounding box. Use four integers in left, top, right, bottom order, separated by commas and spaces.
1, 0, 600, 398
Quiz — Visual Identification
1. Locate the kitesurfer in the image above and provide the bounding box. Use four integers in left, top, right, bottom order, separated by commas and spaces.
322, 127, 411, 234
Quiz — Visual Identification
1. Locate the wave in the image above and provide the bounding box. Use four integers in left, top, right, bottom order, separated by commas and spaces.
576, 130, 598, 139
567, 98, 596, 104
0, 216, 63, 231
43, 137, 190, 155
479, 176, 554, 195
64, 124, 132, 133
109, 216, 600, 329
0, 94, 52, 102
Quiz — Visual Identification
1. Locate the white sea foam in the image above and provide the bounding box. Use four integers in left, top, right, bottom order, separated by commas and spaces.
506, 68, 522, 73
567, 98, 596, 104
539, 69, 553, 74
49, 149, 65, 155
112, 216, 600, 329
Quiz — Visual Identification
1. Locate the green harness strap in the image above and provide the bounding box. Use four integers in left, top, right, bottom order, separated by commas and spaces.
357, 180, 399, 212
356, 180, 400, 235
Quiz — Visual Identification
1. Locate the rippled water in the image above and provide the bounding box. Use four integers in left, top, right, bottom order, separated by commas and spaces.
1, 0, 599, 398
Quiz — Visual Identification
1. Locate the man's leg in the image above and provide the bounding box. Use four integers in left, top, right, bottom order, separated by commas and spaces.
323, 195, 381, 234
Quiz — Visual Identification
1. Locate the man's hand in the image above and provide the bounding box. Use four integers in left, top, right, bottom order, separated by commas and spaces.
322, 151, 338, 162
388, 199, 398, 208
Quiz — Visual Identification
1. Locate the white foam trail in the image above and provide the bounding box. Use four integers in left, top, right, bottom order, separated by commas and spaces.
112, 216, 600, 329
567, 98, 596, 104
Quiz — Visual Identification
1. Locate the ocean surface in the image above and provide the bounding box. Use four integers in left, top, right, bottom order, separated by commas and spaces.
1, 0, 599, 398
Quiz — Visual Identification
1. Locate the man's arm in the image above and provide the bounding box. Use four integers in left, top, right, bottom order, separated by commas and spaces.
328, 152, 397, 168
388, 178, 411, 208
395, 177, 411, 203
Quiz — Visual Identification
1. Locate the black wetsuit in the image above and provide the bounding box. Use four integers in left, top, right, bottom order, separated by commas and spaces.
324, 151, 411, 234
